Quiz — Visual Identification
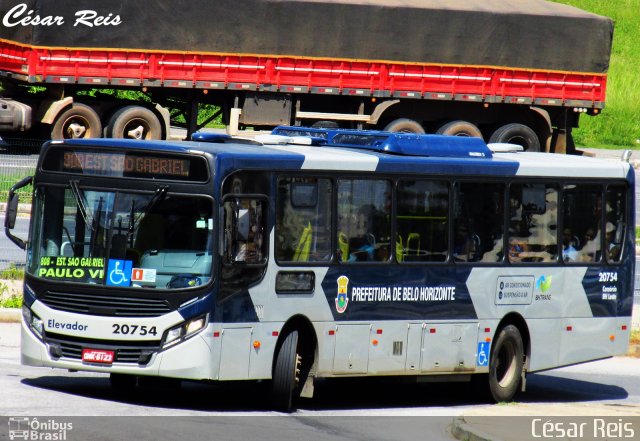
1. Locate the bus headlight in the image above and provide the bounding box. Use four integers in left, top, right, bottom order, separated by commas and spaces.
22, 305, 44, 339
162, 315, 207, 348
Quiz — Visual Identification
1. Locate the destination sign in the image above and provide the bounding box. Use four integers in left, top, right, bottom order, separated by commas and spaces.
63, 151, 190, 177
43, 148, 209, 181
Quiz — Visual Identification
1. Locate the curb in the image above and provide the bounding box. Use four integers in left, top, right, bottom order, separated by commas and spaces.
0, 307, 21, 323
451, 416, 497, 441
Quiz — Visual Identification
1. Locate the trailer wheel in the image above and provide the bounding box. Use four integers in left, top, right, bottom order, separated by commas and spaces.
489, 123, 540, 152
311, 120, 340, 129
107, 106, 162, 140
489, 324, 524, 402
51, 103, 102, 140
435, 120, 482, 138
383, 118, 425, 134
272, 330, 301, 412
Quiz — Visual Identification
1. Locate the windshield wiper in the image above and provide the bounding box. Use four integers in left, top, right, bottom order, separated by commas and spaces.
134, 185, 168, 227
69, 180, 94, 231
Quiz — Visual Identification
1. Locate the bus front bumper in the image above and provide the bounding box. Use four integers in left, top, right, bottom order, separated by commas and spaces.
21, 320, 217, 381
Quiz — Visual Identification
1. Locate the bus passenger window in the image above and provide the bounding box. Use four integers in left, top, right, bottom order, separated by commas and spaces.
562, 184, 602, 263
397, 180, 448, 262
605, 185, 626, 263
453, 182, 504, 263
276, 177, 332, 263
508, 183, 558, 263
337, 179, 391, 263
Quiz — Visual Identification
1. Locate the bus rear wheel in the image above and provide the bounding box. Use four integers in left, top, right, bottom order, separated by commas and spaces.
489, 324, 524, 402
107, 106, 162, 140
272, 330, 301, 412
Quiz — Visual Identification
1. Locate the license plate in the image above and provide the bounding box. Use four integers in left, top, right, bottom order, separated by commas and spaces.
82, 349, 115, 364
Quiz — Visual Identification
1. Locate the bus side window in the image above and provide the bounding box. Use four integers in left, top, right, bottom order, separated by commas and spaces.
223, 197, 266, 264
508, 183, 558, 263
275, 177, 332, 263
562, 184, 601, 263
605, 185, 627, 263
453, 182, 504, 263
397, 179, 448, 262
337, 179, 391, 263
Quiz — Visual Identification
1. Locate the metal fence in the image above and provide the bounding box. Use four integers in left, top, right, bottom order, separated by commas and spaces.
0, 149, 37, 270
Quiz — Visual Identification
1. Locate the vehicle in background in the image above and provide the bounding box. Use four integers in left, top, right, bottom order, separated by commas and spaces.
0, 0, 613, 153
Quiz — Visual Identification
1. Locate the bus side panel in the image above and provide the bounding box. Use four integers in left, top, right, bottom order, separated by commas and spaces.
559, 317, 620, 367
333, 324, 371, 374
420, 322, 478, 373
218, 327, 253, 380
525, 318, 561, 372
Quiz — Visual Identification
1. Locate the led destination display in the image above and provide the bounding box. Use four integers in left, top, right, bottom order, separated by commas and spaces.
43, 148, 208, 181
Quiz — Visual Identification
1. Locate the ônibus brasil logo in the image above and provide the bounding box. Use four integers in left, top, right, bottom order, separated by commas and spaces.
335, 275, 349, 313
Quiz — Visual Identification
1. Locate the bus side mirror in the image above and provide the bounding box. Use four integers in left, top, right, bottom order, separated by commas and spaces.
5, 192, 19, 229
4, 175, 33, 250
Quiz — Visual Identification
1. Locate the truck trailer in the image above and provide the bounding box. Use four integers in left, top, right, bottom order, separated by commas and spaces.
0, 0, 613, 152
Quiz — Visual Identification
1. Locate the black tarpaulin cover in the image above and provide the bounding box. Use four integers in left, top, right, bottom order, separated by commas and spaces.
0, 0, 613, 73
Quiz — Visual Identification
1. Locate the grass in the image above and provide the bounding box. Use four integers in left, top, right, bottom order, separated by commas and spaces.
0, 172, 33, 205
0, 293, 22, 308
551, 1, 640, 149
0, 264, 24, 280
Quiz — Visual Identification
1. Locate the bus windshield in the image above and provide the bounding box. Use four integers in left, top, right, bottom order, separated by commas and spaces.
27, 185, 214, 290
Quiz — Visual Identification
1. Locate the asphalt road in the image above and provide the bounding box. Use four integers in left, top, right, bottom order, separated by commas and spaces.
1, 323, 639, 441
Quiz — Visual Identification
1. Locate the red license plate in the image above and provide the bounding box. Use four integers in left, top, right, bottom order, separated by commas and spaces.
82, 349, 115, 364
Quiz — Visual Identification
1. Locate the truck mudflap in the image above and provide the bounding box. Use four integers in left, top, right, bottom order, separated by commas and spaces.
0, 98, 32, 132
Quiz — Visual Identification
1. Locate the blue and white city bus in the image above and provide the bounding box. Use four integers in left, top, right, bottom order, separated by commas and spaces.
5, 128, 635, 411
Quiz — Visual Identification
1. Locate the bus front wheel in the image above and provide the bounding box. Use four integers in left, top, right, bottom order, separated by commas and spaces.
489, 324, 524, 402
272, 330, 301, 412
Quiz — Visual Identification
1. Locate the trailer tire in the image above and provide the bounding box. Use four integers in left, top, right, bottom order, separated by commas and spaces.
51, 103, 102, 140
107, 106, 162, 140
435, 120, 482, 138
489, 123, 540, 152
383, 118, 425, 134
272, 330, 301, 412
489, 325, 524, 402
311, 120, 340, 129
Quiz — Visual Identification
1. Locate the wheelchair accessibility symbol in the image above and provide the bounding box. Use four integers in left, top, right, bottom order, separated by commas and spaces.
477, 342, 490, 367
107, 259, 133, 287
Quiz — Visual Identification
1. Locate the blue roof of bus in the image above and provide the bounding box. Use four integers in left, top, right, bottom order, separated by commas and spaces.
57, 133, 632, 181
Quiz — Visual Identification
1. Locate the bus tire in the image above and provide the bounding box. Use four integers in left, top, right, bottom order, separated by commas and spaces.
51, 103, 102, 140
107, 106, 162, 140
109, 373, 137, 391
383, 118, 425, 134
489, 123, 540, 152
272, 330, 301, 412
489, 324, 524, 402
435, 120, 482, 138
